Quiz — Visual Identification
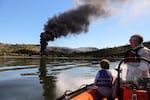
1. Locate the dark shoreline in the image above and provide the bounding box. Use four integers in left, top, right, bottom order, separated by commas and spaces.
0, 56, 122, 62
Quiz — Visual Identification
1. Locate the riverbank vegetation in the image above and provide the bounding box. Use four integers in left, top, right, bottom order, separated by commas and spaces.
0, 43, 40, 56
0, 42, 150, 59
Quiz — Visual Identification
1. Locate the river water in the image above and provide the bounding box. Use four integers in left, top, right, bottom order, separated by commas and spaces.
0, 57, 119, 100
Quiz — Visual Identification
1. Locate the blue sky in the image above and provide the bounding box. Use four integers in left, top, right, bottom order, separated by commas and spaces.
0, 0, 150, 49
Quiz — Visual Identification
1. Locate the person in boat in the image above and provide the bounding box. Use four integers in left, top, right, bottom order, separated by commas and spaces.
124, 34, 150, 81
94, 59, 115, 100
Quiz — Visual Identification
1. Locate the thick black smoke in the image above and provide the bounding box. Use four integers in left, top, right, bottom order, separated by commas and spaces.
40, 4, 110, 52
40, 0, 129, 52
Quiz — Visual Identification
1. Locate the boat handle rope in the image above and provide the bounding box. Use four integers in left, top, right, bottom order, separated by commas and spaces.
56, 83, 94, 100
79, 84, 88, 89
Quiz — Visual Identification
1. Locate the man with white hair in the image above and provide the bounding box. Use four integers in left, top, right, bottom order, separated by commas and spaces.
124, 34, 150, 81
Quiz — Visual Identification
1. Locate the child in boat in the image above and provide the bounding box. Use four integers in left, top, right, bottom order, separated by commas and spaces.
94, 59, 114, 100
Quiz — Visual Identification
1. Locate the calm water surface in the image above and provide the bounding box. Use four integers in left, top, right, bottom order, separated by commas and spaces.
0, 57, 118, 100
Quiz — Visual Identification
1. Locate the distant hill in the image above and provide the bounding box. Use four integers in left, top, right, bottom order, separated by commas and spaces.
75, 47, 99, 52
45, 46, 99, 53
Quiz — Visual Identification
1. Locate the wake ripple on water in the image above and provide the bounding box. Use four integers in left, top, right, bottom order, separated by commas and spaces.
55, 72, 95, 97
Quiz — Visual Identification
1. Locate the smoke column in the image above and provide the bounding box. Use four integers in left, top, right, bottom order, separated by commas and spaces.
40, 0, 128, 52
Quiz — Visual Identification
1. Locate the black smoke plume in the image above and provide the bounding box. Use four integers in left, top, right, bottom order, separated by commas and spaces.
40, 3, 110, 52
40, 0, 129, 52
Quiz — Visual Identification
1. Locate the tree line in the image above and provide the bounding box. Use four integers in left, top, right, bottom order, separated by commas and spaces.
0, 42, 150, 59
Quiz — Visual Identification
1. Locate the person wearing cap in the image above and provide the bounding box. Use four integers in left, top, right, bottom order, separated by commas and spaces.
124, 34, 150, 81
94, 59, 115, 100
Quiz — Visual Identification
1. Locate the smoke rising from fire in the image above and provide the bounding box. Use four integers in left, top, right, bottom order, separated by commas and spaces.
40, 0, 128, 52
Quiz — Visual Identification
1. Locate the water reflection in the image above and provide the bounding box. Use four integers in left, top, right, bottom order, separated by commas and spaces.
39, 57, 56, 100
0, 57, 117, 100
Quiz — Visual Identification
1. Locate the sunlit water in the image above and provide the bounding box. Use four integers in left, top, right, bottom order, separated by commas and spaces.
0, 57, 119, 100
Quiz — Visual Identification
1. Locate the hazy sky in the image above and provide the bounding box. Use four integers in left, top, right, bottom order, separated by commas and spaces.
0, 0, 150, 49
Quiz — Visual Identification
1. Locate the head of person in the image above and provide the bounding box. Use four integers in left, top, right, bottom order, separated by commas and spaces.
100, 59, 110, 69
129, 34, 143, 47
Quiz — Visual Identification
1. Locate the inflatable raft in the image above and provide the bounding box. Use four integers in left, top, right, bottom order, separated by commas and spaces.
57, 58, 150, 100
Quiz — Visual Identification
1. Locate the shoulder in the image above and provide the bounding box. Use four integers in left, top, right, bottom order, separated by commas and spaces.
99, 69, 109, 73
107, 70, 113, 75
144, 47, 150, 51
138, 46, 150, 54
103, 69, 113, 76
96, 70, 102, 75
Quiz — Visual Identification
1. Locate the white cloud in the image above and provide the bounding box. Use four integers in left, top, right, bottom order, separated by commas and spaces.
121, 0, 150, 23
